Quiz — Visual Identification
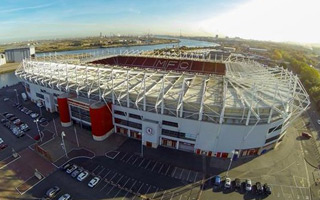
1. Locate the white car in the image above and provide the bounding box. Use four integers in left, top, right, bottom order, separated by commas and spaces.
58, 193, 71, 200
0, 138, 3, 144
77, 171, 89, 181
66, 165, 77, 174
317, 120, 320, 125
88, 177, 100, 188
224, 178, 231, 189
245, 179, 252, 191
30, 113, 39, 119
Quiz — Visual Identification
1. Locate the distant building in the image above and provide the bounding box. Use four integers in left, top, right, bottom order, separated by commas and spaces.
248, 47, 268, 53
5, 46, 35, 63
223, 46, 236, 52
0, 53, 6, 66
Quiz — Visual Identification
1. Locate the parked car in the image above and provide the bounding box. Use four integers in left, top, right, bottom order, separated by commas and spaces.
9, 116, 18, 121
1, 119, 8, 123
88, 177, 100, 188
224, 178, 231, 189
256, 182, 263, 194
213, 175, 221, 189
5, 114, 14, 118
234, 178, 241, 190
77, 171, 89, 181
30, 112, 39, 119
62, 163, 71, 170
71, 169, 82, 178
317, 120, 320, 125
0, 138, 3, 144
58, 194, 71, 200
38, 117, 47, 123
66, 165, 77, 174
13, 119, 22, 125
45, 186, 60, 198
245, 179, 252, 192
263, 183, 271, 195
3, 98, 9, 102
19, 123, 30, 132
2, 112, 8, 116
26, 110, 33, 115
301, 132, 312, 139
0, 144, 8, 150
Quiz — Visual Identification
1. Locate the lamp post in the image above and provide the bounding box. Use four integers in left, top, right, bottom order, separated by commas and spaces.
140, 132, 144, 157
226, 150, 236, 177
34, 119, 42, 143
13, 89, 19, 104
73, 126, 79, 147
61, 131, 68, 158
52, 118, 58, 137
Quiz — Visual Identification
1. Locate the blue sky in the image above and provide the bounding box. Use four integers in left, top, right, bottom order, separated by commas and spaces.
0, 0, 319, 43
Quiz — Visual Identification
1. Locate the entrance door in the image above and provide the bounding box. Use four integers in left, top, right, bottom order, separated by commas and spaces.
146, 141, 152, 147
178, 142, 194, 152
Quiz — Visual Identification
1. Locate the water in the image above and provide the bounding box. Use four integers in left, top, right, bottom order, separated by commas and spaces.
37, 37, 217, 56
0, 71, 20, 88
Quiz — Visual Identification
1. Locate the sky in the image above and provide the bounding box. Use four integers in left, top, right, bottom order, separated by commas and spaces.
0, 0, 319, 44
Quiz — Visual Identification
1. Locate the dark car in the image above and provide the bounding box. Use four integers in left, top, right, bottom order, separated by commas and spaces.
256, 182, 263, 194
5, 113, 14, 118
213, 175, 221, 189
38, 117, 47, 123
263, 183, 271, 195
0, 144, 8, 150
301, 132, 312, 139
1, 119, 8, 123
46, 186, 60, 198
9, 116, 18, 121
234, 178, 241, 190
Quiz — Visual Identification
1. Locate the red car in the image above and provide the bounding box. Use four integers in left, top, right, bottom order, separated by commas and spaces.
302, 132, 312, 139
0, 144, 8, 150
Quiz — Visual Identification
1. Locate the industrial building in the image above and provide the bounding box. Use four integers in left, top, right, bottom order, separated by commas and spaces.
0, 53, 6, 66
5, 46, 35, 63
15, 51, 310, 158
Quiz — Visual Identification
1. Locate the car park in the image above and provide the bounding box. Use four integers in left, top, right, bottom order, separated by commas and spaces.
263, 183, 271, 195
58, 193, 71, 200
71, 169, 82, 178
88, 177, 100, 188
224, 177, 231, 189
256, 182, 263, 194
45, 186, 60, 198
77, 171, 89, 181
245, 179, 252, 192
66, 165, 77, 174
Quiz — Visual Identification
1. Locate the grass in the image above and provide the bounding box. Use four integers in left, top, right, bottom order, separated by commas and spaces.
0, 63, 20, 74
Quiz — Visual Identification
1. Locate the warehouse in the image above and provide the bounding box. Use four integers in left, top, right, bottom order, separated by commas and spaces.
15, 51, 310, 158
5, 46, 35, 63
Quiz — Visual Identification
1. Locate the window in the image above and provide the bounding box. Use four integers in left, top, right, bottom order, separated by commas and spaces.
268, 124, 282, 134
162, 120, 178, 127
265, 134, 281, 144
114, 110, 126, 116
70, 105, 90, 122
36, 93, 44, 99
40, 89, 47, 93
114, 118, 142, 130
162, 129, 196, 141
129, 113, 142, 120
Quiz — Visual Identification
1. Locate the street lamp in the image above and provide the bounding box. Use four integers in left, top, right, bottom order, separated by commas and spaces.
52, 118, 58, 137
226, 150, 236, 177
34, 119, 42, 143
13, 89, 19, 104
140, 132, 144, 157
61, 131, 68, 158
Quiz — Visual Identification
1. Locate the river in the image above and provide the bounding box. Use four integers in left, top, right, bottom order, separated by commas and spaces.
0, 37, 217, 87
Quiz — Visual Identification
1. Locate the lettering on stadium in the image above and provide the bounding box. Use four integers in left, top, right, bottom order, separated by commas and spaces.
154, 59, 190, 70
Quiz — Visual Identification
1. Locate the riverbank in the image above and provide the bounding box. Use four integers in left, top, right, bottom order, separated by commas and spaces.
0, 63, 20, 74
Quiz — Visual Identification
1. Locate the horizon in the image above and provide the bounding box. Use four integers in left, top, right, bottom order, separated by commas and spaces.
1, 0, 319, 45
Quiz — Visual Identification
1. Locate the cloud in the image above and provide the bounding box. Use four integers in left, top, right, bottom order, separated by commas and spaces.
0, 3, 54, 14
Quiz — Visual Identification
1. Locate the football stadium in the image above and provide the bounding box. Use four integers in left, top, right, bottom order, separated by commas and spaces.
15, 50, 310, 158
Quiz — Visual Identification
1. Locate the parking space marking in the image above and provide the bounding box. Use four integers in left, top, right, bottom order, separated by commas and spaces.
165, 165, 171, 176
161, 190, 167, 200
106, 185, 116, 195
152, 187, 159, 199
97, 167, 106, 176
132, 156, 140, 165
100, 182, 110, 192
171, 167, 177, 177
92, 165, 101, 174
158, 163, 164, 173
120, 152, 128, 161
144, 160, 151, 169
138, 158, 145, 167
125, 154, 134, 163
151, 161, 158, 171
186, 170, 192, 182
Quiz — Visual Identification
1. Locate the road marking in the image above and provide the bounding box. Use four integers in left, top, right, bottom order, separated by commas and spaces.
194, 172, 198, 182
186, 170, 192, 182
161, 190, 167, 200
132, 156, 139, 165
152, 187, 159, 199
165, 165, 171, 176
171, 167, 177, 178
121, 153, 128, 161
125, 154, 134, 163
136, 183, 144, 195
100, 182, 110, 192
106, 185, 115, 195
92, 165, 100, 174
97, 167, 105, 176
158, 163, 164, 173
151, 162, 158, 171
179, 169, 184, 179
138, 158, 145, 167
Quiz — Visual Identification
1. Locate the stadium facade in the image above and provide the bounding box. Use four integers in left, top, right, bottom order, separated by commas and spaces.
15, 51, 310, 158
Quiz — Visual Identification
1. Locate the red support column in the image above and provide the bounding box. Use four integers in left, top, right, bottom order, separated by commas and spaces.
57, 93, 72, 127
89, 102, 114, 141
